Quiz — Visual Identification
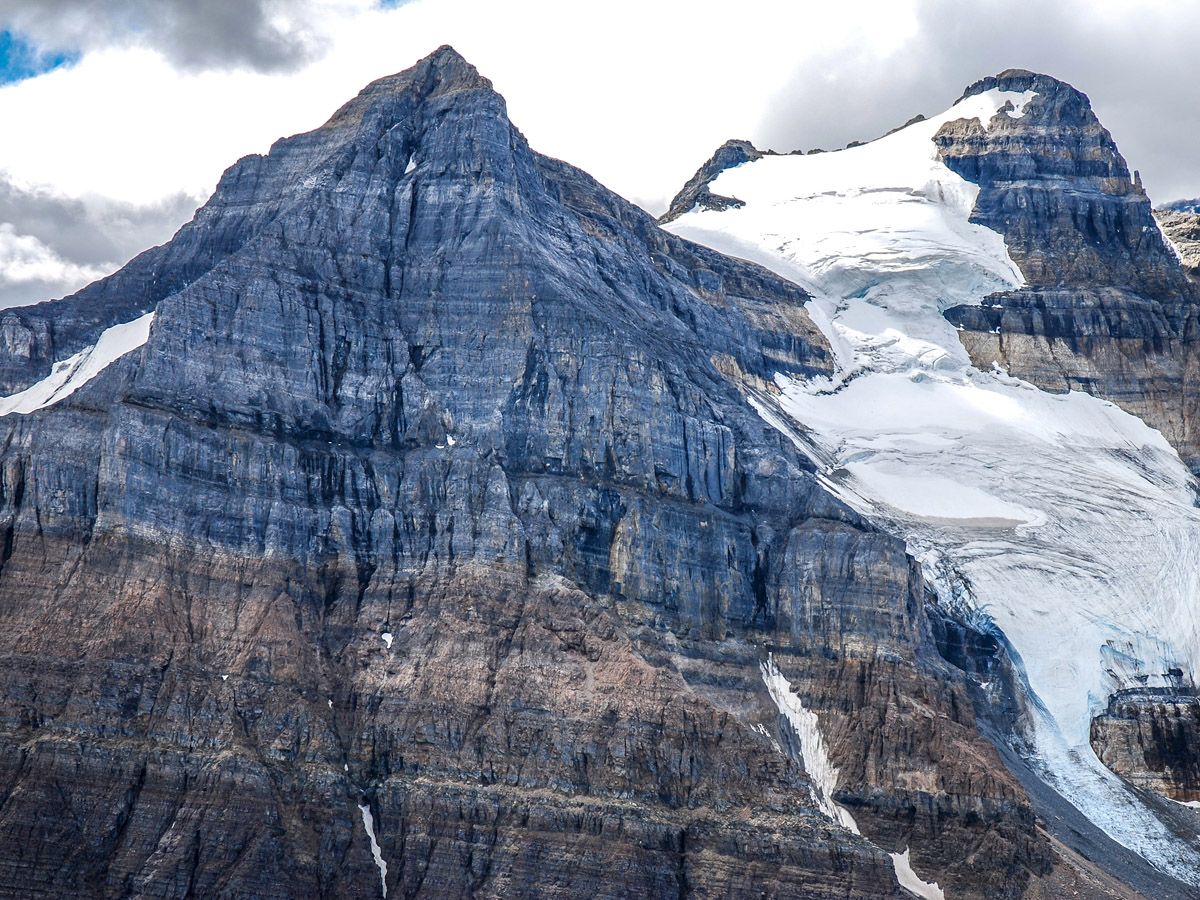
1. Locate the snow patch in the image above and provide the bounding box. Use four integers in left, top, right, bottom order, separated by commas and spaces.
359, 803, 388, 898
381, 631, 393, 649
761, 656, 944, 897
404, 157, 416, 175
891, 848, 945, 900
843, 464, 1039, 525
760, 655, 858, 831
0, 312, 155, 417
671, 89, 1036, 347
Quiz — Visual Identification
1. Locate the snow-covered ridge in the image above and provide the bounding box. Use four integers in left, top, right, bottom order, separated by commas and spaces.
0, 311, 154, 417
669, 89, 1200, 884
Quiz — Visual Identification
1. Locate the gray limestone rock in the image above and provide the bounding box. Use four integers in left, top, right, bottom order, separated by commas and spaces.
1156, 210, 1200, 279
938, 70, 1200, 476
659, 139, 764, 224
1091, 688, 1200, 802
0, 49, 1107, 899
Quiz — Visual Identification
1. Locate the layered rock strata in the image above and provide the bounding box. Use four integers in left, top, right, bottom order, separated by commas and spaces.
0, 47, 1079, 898
938, 69, 1200, 475
1091, 689, 1200, 802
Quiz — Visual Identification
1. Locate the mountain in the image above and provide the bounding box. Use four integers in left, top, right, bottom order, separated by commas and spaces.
665, 68, 1200, 895
0, 46, 1078, 899
0, 46, 1194, 899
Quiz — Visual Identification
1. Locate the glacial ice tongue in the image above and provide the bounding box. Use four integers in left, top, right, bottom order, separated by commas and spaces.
668, 88, 1200, 883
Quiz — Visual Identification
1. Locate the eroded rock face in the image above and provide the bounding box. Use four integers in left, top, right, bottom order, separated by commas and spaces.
0, 47, 1065, 898
938, 69, 1200, 475
1156, 210, 1200, 279
1091, 689, 1200, 802
660, 140, 764, 224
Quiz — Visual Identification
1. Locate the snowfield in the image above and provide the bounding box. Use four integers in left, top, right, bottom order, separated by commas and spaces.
668, 89, 1200, 884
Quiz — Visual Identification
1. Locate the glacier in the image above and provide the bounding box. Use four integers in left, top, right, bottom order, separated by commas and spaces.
668, 90, 1200, 883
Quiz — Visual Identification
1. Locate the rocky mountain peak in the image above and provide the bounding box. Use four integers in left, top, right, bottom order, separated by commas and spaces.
659, 138, 764, 223
320, 43, 495, 133
940, 67, 1200, 473
0, 45, 512, 397
934, 68, 1187, 296
959, 68, 1087, 105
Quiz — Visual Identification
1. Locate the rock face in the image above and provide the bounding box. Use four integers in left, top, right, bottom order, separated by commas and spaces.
659, 139, 764, 223
0, 47, 1082, 898
938, 69, 1200, 475
1156, 209, 1200, 279
1091, 689, 1200, 801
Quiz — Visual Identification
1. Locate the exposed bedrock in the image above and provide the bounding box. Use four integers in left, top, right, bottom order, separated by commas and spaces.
659, 139, 764, 224
1091, 689, 1200, 802
1156, 210, 1200, 280
0, 47, 1089, 898
938, 69, 1200, 476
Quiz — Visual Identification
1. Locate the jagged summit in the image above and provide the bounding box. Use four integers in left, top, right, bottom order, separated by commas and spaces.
0, 45, 510, 395
659, 138, 763, 223
321, 44, 494, 131
958, 68, 1084, 102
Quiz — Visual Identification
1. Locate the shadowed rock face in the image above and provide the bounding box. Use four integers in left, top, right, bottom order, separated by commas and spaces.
0, 47, 1071, 898
1092, 689, 1200, 802
938, 69, 1200, 475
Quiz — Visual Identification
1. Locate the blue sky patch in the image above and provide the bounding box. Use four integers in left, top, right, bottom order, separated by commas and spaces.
0, 31, 79, 86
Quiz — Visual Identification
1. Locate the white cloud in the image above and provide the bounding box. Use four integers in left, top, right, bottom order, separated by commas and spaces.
0, 0, 361, 72
0, 223, 109, 306
0, 0, 1194, 307
0, 0, 924, 208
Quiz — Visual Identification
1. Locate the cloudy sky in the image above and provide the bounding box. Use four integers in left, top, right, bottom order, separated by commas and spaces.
0, 0, 1196, 306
